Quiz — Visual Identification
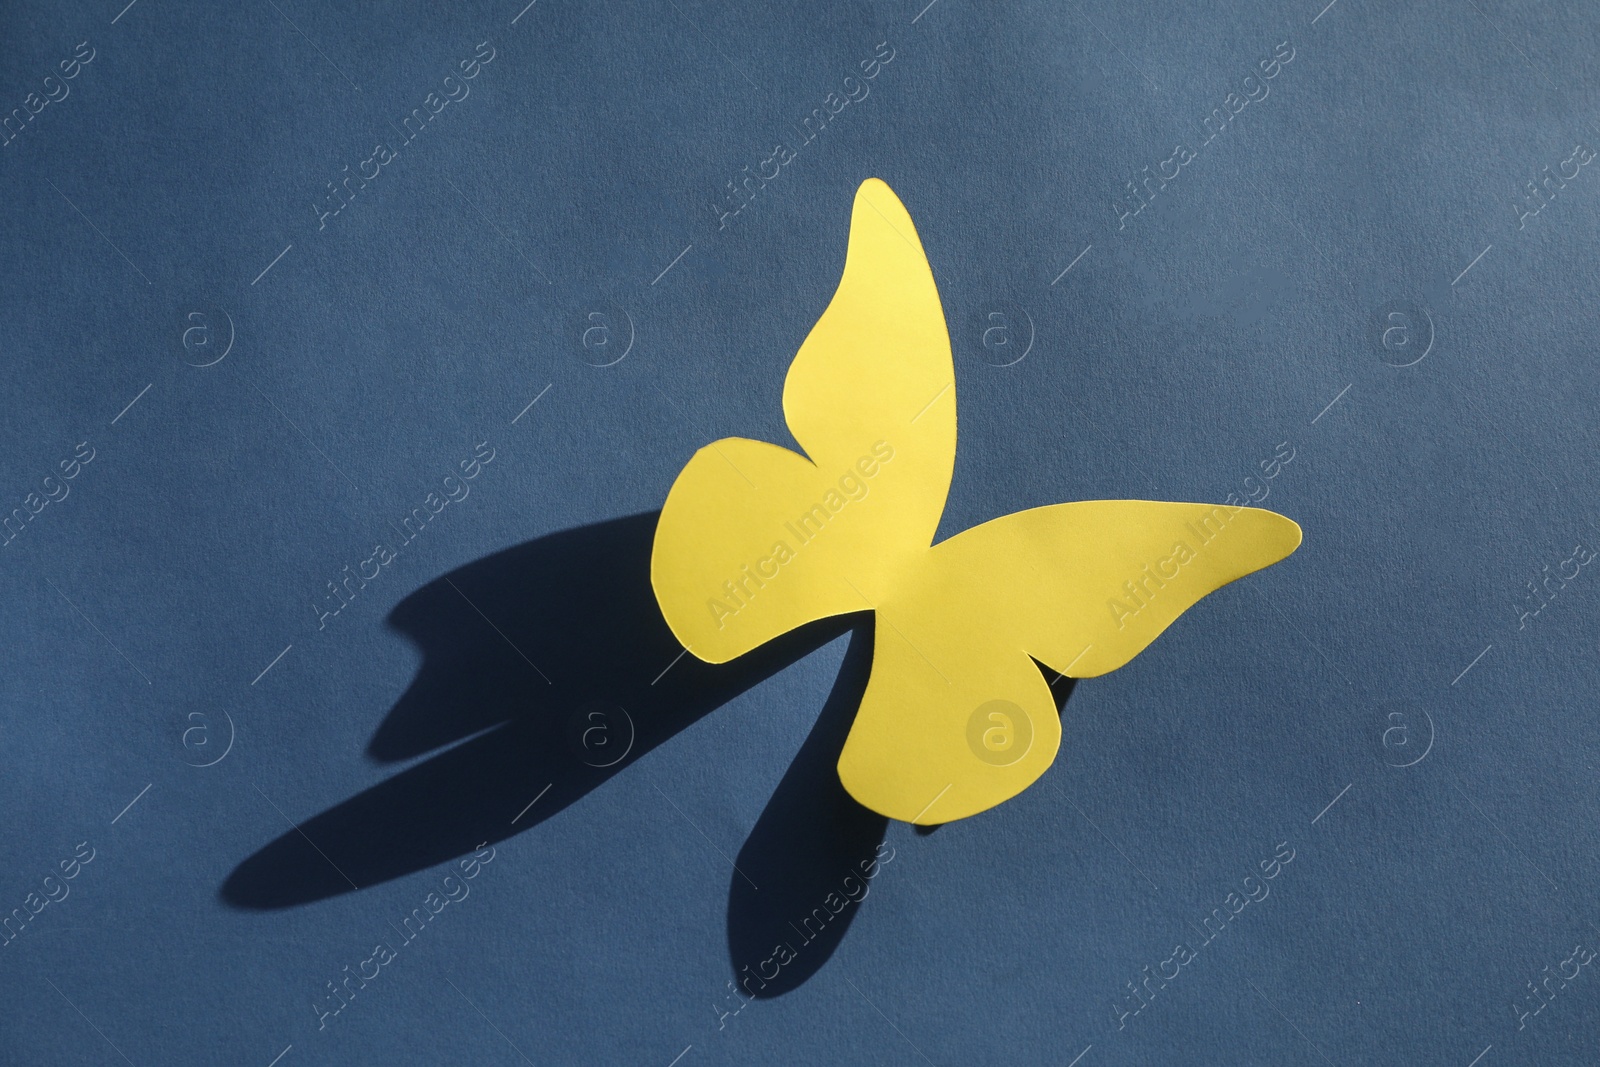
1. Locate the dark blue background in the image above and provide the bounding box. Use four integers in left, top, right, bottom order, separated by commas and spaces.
3, 0, 1598, 1063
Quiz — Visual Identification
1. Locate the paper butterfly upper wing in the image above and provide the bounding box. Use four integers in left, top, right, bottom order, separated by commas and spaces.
651, 178, 1301, 825
652, 178, 956, 661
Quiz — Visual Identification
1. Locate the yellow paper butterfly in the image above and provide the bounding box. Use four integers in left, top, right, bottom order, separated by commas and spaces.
651, 178, 1301, 825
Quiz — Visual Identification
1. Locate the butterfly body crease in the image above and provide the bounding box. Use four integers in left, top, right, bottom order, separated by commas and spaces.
651, 179, 1301, 825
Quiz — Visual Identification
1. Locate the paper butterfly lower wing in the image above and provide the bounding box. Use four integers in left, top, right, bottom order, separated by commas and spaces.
651, 178, 1302, 825
838, 500, 1299, 823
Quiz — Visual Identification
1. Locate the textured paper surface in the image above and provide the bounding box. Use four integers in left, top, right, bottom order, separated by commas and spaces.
3, 1, 1599, 1064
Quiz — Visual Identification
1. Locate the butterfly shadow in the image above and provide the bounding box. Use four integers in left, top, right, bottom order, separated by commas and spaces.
220, 510, 901, 996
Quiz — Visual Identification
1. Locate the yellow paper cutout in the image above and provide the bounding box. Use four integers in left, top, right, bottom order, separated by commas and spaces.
651, 178, 1301, 824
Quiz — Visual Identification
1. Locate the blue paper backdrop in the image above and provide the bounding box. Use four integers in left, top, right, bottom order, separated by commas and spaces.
3, 0, 1599, 1063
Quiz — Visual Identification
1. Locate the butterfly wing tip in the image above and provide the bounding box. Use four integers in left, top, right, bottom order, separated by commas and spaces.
854, 177, 908, 216
1270, 510, 1304, 556
1235, 504, 1303, 559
